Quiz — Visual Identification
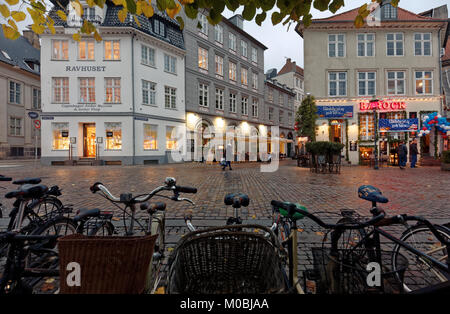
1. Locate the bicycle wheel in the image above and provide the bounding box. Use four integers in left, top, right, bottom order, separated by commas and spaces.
392, 224, 450, 293
88, 221, 114, 236
334, 217, 367, 255
145, 212, 165, 294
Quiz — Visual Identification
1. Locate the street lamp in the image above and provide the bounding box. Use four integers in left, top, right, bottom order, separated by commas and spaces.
370, 96, 379, 170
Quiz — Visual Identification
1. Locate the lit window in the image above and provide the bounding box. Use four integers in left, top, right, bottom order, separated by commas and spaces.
142, 80, 156, 105
328, 34, 345, 57
52, 123, 69, 150
79, 78, 95, 103
105, 78, 121, 103
143, 124, 158, 150
229, 62, 236, 81
105, 122, 122, 150
359, 114, 374, 141
104, 40, 120, 60
241, 68, 248, 86
215, 55, 223, 76
78, 40, 95, 60
199, 84, 208, 107
52, 78, 69, 103
141, 45, 155, 66
415, 71, 433, 95
166, 126, 177, 150
414, 33, 432, 56
9, 81, 21, 104
165, 86, 176, 109
52, 40, 68, 60
198, 47, 208, 70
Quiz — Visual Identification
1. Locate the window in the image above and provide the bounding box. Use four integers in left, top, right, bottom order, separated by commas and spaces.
215, 55, 223, 76
252, 99, 258, 117
229, 93, 236, 113
154, 19, 165, 36
229, 62, 236, 81
9, 81, 21, 104
279, 110, 283, 124
78, 40, 94, 60
328, 34, 345, 57
141, 45, 155, 66
199, 84, 208, 107
164, 54, 176, 74
215, 88, 224, 110
142, 80, 156, 106
241, 96, 248, 115
143, 124, 158, 150
105, 78, 121, 103
268, 88, 273, 102
415, 71, 433, 95
166, 126, 177, 150
382, 3, 397, 20
105, 122, 122, 150
79, 78, 95, 103
9, 117, 22, 136
104, 40, 120, 60
387, 71, 405, 95
386, 33, 403, 56
198, 47, 208, 70
252, 72, 258, 90
414, 33, 432, 56
269, 107, 274, 121
241, 40, 247, 58
32, 88, 41, 109
52, 40, 68, 60
83, 7, 95, 20
251, 47, 257, 63
296, 78, 300, 87
229, 33, 236, 51
241, 68, 248, 86
214, 24, 223, 43
52, 78, 69, 103
52, 123, 69, 150
199, 14, 208, 35
165, 86, 176, 109
359, 114, 374, 141
279, 94, 283, 105
357, 33, 374, 57
357, 72, 376, 96
328, 72, 347, 96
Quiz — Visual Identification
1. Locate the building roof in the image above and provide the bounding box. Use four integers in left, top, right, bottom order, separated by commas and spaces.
277, 58, 304, 77
265, 79, 296, 96
0, 30, 40, 76
443, 35, 450, 64
48, 1, 184, 50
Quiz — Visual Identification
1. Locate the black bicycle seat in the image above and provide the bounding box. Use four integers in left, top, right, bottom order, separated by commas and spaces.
358, 185, 389, 204
5, 184, 48, 200
73, 208, 101, 222
224, 193, 250, 208
12, 177, 42, 185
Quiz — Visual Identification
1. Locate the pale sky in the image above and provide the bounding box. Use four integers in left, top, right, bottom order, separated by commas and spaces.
5, 0, 450, 73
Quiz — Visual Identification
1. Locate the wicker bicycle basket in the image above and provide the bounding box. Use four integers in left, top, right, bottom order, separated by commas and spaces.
166, 224, 287, 294
58, 233, 157, 294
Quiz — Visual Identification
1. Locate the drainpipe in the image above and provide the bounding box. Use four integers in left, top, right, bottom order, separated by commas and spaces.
131, 32, 136, 165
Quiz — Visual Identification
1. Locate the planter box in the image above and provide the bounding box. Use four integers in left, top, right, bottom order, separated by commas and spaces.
441, 163, 450, 171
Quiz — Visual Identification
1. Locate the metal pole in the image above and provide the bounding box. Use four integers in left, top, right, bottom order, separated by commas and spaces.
371, 96, 379, 170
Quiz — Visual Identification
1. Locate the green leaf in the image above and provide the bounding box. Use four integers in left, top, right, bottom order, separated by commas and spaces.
176, 16, 184, 30
255, 11, 266, 26
358, 3, 367, 14
302, 13, 312, 27
242, 2, 256, 20
329, 0, 344, 13
260, 0, 275, 11
125, 0, 137, 14
313, 0, 330, 12
271, 11, 283, 25
211, 0, 225, 13
225, 0, 239, 11
208, 9, 222, 24
185, 3, 198, 19
0, 4, 10, 18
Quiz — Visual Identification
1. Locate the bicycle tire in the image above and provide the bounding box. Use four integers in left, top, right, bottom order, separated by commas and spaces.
88, 221, 114, 236
391, 224, 450, 293
144, 212, 165, 294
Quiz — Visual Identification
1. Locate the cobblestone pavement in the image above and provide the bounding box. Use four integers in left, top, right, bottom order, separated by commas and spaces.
0, 160, 449, 293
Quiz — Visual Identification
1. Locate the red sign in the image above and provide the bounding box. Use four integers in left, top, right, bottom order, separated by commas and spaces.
33, 119, 41, 129
359, 100, 406, 111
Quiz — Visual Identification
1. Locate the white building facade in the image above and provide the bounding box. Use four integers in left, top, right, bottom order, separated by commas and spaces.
40, 1, 186, 165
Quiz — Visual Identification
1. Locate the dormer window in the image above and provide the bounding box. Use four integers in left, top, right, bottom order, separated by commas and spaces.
25, 61, 40, 72
381, 3, 397, 20
154, 19, 165, 37
83, 7, 95, 20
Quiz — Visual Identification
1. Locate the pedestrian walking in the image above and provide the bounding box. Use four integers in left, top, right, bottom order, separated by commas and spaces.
222, 142, 233, 171
397, 141, 408, 170
409, 138, 419, 168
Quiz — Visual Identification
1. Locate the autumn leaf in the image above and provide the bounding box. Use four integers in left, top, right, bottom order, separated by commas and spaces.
297, 228, 304, 232
112, 217, 120, 221
56, 10, 67, 21
31, 23, 45, 34
134, 15, 141, 27
72, 32, 81, 41
5, 0, 19, 5
167, 247, 174, 252
315, 231, 325, 236
155, 286, 165, 294
2, 24, 20, 40
40, 282, 55, 292
93, 30, 102, 42
86, 0, 95, 7
142, 1, 154, 18
118, 8, 127, 23
136, 0, 142, 15
48, 23, 56, 34
166, 3, 181, 19
11, 11, 26, 22
0, 4, 10, 18
354, 14, 364, 28
45, 278, 55, 284
176, 16, 184, 30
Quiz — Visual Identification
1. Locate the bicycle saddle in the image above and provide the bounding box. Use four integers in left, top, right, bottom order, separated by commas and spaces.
224, 193, 250, 208
358, 185, 389, 204
5, 184, 48, 200
73, 208, 102, 222
12, 177, 42, 185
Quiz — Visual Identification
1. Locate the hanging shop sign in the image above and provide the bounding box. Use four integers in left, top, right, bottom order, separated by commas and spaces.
349, 141, 358, 151
317, 106, 353, 119
359, 100, 406, 111
379, 118, 418, 132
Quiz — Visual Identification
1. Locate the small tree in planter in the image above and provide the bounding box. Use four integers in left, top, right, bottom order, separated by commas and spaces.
296, 95, 318, 142
442, 151, 450, 171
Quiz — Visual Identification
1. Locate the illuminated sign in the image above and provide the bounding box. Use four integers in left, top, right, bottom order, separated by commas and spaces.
359, 100, 406, 111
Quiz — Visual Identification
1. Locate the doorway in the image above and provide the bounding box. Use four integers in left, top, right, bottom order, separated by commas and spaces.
83, 123, 96, 158
330, 124, 342, 143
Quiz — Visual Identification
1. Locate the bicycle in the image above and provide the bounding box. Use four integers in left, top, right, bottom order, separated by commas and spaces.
86, 177, 197, 293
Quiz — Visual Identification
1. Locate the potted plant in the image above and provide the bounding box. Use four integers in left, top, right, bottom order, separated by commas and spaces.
442, 151, 450, 171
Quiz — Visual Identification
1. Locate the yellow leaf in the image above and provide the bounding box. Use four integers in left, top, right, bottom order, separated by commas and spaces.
180, 0, 194, 4
167, 247, 174, 252
31, 23, 45, 34
93, 30, 102, 42
315, 231, 325, 236
0, 4, 10, 18
72, 32, 81, 42
8, 19, 18, 31
47, 15, 55, 26
155, 286, 165, 294
71, 0, 83, 17
5, 0, 19, 5
112, 0, 124, 6
86, 0, 95, 7
136, 1, 142, 15
11, 11, 26, 22
251, 215, 256, 219
142, 2, 153, 18
2, 24, 20, 40
56, 10, 67, 21
166, 3, 181, 19
45, 278, 55, 284
134, 15, 141, 27
297, 228, 304, 232
254, 228, 259, 233
118, 8, 127, 23
48, 23, 55, 34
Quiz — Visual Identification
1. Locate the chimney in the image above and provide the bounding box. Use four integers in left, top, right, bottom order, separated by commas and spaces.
286, 58, 291, 64
23, 29, 41, 50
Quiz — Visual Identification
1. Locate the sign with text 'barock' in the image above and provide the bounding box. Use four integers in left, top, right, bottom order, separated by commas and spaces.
317, 106, 353, 119
359, 99, 406, 111
379, 118, 418, 132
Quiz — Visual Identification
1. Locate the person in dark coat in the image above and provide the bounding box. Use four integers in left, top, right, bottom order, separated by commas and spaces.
397, 141, 408, 169
409, 139, 419, 168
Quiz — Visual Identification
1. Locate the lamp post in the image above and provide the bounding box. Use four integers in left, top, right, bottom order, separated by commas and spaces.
370, 96, 379, 170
